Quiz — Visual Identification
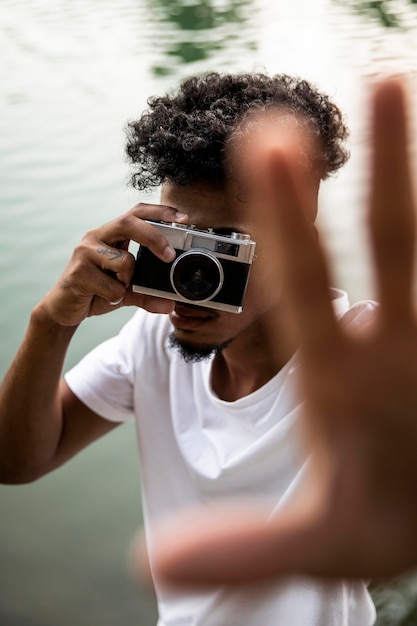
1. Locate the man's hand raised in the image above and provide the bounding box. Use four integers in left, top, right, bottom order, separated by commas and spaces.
147, 78, 417, 586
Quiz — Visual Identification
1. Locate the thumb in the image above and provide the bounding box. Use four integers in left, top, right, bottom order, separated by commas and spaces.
148, 499, 329, 587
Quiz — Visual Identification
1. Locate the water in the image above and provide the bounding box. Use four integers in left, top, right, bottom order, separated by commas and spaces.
1, 1, 417, 624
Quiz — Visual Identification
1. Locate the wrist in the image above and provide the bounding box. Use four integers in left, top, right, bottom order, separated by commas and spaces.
30, 302, 80, 338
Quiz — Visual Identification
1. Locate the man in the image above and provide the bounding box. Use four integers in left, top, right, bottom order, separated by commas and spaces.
0, 72, 376, 625
147, 77, 417, 591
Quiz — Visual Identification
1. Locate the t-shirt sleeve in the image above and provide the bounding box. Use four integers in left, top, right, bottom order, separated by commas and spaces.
64, 310, 151, 423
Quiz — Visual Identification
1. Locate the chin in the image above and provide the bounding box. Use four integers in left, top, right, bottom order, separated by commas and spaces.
168, 331, 231, 363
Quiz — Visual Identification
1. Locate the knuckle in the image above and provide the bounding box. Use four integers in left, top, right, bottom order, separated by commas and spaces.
116, 212, 135, 231
65, 259, 87, 284
81, 227, 99, 244
73, 239, 90, 256
127, 203, 151, 221
119, 251, 135, 271
130, 202, 147, 213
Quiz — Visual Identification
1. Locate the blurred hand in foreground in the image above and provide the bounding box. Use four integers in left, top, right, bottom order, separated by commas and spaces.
140, 77, 417, 588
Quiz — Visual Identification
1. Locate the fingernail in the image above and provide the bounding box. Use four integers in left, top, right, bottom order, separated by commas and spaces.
175, 212, 187, 220
110, 296, 124, 306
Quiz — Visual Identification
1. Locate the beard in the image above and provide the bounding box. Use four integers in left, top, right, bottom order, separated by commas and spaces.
168, 331, 232, 363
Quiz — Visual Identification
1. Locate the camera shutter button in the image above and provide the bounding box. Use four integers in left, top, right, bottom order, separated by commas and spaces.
231, 232, 251, 240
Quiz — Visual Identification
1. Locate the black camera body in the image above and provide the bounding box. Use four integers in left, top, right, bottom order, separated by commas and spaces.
131, 220, 256, 313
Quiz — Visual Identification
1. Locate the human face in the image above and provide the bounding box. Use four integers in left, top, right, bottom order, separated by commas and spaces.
160, 179, 284, 359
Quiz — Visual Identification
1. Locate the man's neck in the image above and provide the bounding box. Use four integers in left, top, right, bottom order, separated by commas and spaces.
210, 308, 296, 402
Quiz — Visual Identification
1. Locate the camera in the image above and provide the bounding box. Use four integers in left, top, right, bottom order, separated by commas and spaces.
131, 220, 256, 313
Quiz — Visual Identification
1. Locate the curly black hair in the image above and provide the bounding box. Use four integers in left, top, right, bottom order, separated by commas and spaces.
125, 72, 349, 190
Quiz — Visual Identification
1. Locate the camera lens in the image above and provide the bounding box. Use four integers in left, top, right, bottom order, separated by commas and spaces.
170, 250, 224, 302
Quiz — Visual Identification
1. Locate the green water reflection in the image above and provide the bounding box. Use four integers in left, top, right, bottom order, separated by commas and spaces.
147, 0, 256, 75
340, 0, 417, 27
156, 0, 248, 30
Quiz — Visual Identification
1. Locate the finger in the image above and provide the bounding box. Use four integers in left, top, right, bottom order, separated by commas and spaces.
370, 78, 415, 322
149, 488, 416, 586
150, 503, 285, 587
74, 264, 128, 305
130, 202, 188, 224
149, 499, 335, 587
89, 286, 175, 317
99, 205, 188, 264
228, 113, 342, 359
95, 246, 135, 287
261, 148, 342, 359
74, 237, 135, 291
123, 291, 174, 314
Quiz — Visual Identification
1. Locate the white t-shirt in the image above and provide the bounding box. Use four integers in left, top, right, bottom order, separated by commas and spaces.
65, 289, 377, 626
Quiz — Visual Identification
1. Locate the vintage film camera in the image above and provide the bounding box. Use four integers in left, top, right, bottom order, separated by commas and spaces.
131, 220, 256, 313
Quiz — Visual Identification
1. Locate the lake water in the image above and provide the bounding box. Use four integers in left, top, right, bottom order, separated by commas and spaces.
1, 1, 417, 625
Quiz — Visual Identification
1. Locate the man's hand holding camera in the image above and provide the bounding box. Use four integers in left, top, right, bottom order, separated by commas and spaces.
37, 204, 189, 327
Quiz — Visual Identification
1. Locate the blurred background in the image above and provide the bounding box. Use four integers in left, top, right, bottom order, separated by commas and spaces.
1, 1, 417, 624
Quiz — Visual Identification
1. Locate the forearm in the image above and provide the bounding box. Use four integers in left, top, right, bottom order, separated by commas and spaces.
0, 304, 78, 483
0, 203, 185, 484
